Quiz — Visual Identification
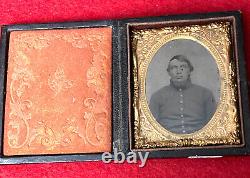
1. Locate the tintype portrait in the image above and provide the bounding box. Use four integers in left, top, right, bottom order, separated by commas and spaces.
147, 39, 220, 134
130, 21, 243, 149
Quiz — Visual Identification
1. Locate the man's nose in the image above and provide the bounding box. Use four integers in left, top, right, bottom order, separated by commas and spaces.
176, 67, 182, 74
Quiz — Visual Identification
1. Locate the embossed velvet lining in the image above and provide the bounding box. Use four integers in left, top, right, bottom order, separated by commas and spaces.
4, 28, 112, 155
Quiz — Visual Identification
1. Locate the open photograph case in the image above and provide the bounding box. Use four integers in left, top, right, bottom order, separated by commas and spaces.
0, 11, 249, 164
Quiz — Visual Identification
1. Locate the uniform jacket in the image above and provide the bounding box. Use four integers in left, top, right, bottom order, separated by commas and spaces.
149, 80, 216, 134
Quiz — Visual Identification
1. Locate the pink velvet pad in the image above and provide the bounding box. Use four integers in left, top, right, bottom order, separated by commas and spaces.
4, 28, 112, 155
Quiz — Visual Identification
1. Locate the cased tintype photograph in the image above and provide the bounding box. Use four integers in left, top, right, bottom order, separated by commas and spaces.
129, 13, 249, 152
0, 11, 249, 164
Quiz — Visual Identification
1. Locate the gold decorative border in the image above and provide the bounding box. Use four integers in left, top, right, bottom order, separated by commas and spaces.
131, 22, 242, 149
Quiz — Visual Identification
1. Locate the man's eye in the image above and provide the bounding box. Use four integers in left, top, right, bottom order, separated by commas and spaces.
180, 66, 187, 70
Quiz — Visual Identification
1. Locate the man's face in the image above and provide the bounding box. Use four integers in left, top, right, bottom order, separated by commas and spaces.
168, 59, 191, 83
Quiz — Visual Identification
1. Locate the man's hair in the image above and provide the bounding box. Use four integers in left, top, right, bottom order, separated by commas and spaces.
167, 55, 194, 72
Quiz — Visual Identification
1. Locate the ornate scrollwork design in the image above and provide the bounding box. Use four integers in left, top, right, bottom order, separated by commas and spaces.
48, 66, 73, 96
7, 51, 35, 149
6, 29, 110, 153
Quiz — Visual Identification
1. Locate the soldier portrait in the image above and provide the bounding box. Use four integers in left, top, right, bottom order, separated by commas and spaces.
146, 39, 220, 134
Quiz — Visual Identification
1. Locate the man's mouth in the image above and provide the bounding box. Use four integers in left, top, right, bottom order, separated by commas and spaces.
176, 76, 183, 79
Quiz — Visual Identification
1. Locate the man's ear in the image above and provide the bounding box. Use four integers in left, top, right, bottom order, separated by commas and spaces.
166, 69, 170, 75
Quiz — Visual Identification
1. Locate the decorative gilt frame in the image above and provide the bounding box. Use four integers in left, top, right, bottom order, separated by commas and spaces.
129, 18, 244, 150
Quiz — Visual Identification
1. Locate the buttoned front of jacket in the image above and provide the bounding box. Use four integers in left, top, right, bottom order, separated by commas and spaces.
149, 80, 216, 134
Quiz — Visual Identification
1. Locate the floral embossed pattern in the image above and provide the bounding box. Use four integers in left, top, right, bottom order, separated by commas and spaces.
4, 28, 112, 155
